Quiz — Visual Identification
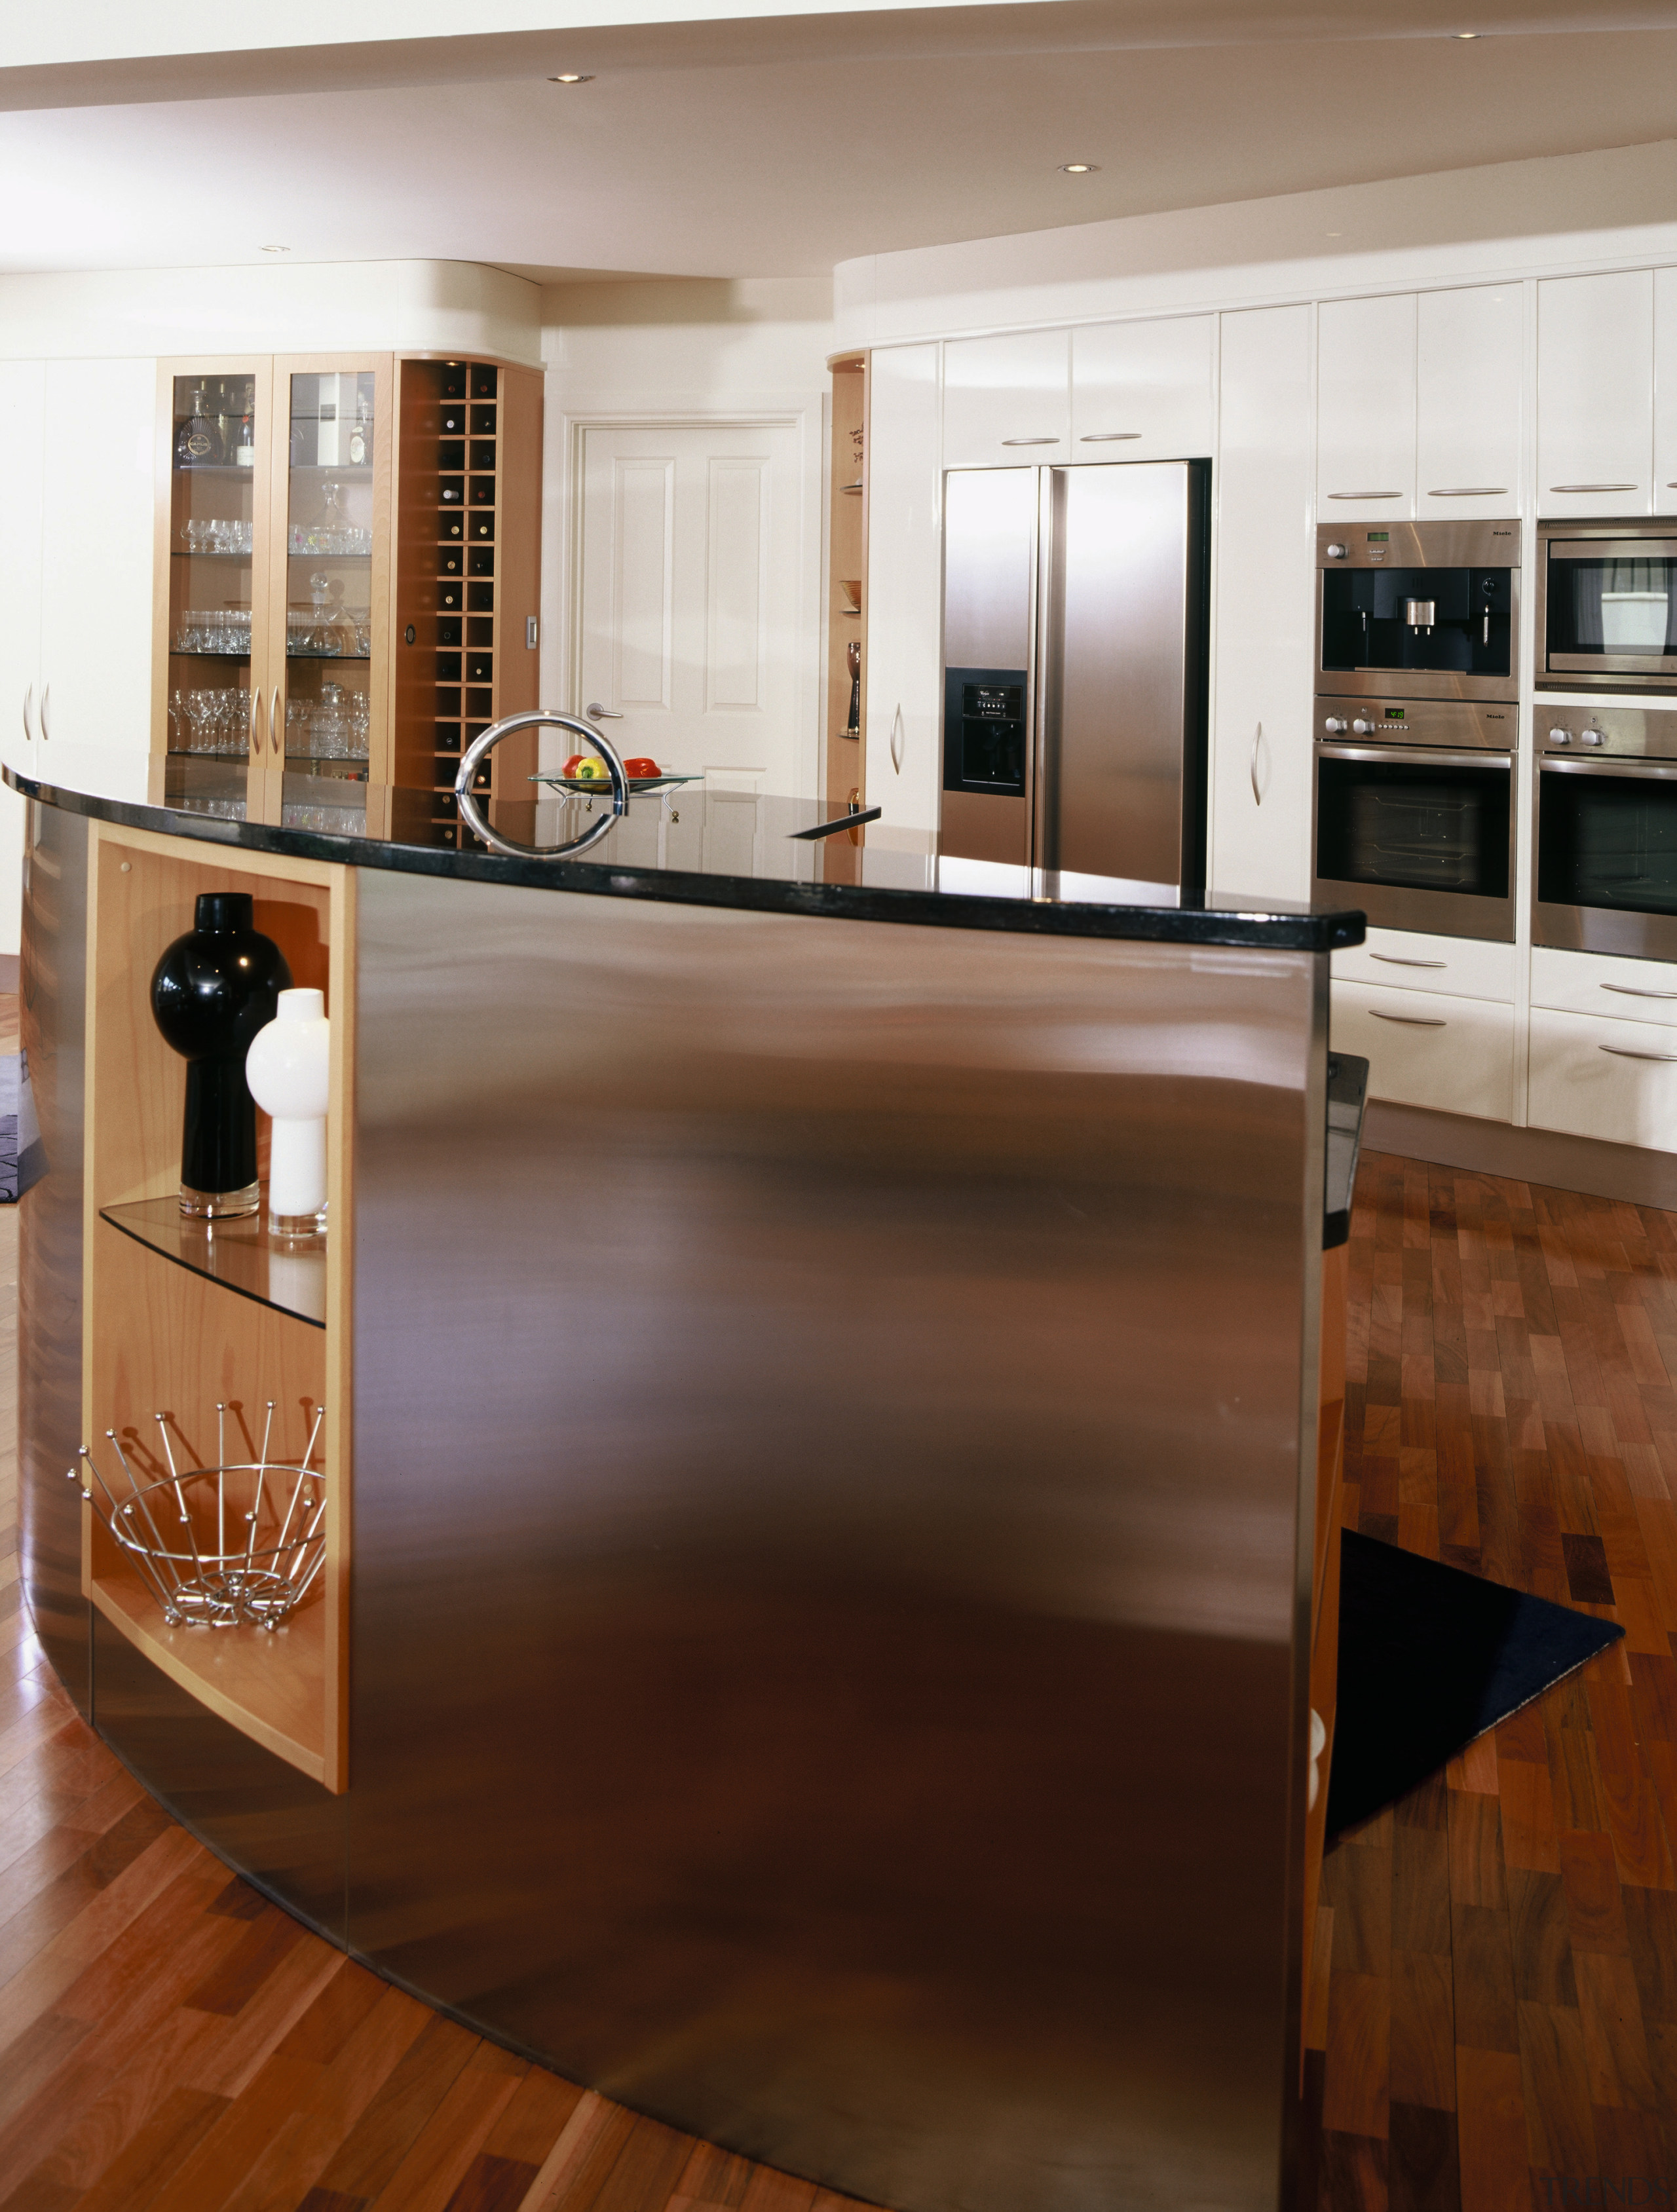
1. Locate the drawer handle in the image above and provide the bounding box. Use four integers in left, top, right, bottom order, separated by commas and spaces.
1600, 1044, 1677, 1062
1327, 491, 1403, 500
1370, 952, 1447, 968
1427, 486, 1508, 497
1550, 482, 1638, 493
1080, 432, 1142, 443
1000, 437, 1061, 447
1370, 1009, 1446, 1026
1601, 982, 1677, 999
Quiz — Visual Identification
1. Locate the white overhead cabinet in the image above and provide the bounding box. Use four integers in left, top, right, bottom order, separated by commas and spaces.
1069, 316, 1215, 460
1316, 293, 1416, 522
941, 328, 1069, 470
1210, 303, 1315, 903
1656, 266, 1677, 516
1536, 270, 1654, 516
863, 344, 943, 834
1416, 285, 1522, 519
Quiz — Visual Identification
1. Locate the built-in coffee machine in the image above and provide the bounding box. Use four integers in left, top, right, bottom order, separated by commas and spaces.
1312, 521, 1521, 941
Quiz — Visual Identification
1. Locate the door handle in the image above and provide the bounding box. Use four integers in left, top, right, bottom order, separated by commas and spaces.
586, 702, 624, 720
249, 688, 261, 756
1427, 487, 1508, 498
1000, 438, 1060, 447
270, 687, 281, 755
1327, 491, 1403, 500
39, 684, 50, 740
1600, 1044, 1677, 1062
1079, 432, 1141, 443
1250, 721, 1263, 807
1601, 982, 1677, 999
1370, 1009, 1446, 1026
890, 703, 905, 776
1551, 483, 1638, 494
1370, 953, 1447, 968
21, 684, 33, 745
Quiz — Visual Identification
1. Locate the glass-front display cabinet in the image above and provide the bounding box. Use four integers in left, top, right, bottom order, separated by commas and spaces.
153, 354, 541, 840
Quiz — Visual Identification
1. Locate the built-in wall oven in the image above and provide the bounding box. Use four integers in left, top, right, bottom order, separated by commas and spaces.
1536, 521, 1677, 694
1313, 700, 1517, 940
1317, 521, 1520, 702
1536, 705, 1677, 958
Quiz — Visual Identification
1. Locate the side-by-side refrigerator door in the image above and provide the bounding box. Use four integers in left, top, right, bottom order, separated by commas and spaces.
1041, 460, 1209, 897
941, 468, 1036, 869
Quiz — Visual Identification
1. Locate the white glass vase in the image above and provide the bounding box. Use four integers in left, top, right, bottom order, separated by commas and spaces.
245, 986, 330, 1235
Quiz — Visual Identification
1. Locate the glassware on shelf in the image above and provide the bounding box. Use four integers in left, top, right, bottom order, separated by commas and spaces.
179, 517, 253, 555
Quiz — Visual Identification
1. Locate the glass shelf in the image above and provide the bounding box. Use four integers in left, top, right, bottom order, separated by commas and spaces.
290, 464, 373, 479
531, 774, 702, 795
286, 650, 370, 663
173, 463, 259, 477
166, 748, 251, 761
173, 549, 254, 560
170, 649, 251, 661
100, 1198, 326, 1329
286, 549, 372, 564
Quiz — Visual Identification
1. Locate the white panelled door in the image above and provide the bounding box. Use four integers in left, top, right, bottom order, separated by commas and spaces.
576, 421, 808, 795
0, 362, 45, 957
863, 346, 941, 834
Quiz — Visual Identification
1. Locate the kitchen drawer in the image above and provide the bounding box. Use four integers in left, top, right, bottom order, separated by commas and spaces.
1530, 944, 1677, 1026
1529, 1006, 1677, 1152
1330, 981, 1515, 1121
1331, 926, 1516, 1003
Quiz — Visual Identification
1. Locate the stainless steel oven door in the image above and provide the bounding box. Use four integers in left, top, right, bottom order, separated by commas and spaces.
1538, 531, 1677, 692
1535, 753, 1677, 958
1314, 742, 1516, 941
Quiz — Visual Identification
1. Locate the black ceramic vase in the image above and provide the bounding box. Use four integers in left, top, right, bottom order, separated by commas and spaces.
151, 893, 292, 1218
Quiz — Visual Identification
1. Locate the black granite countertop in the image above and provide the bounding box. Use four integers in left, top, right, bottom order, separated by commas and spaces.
3, 756, 1365, 952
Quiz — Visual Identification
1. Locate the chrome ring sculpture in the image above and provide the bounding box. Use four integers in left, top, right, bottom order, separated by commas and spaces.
453, 710, 630, 859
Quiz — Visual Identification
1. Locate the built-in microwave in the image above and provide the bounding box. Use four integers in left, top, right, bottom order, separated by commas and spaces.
1536, 521, 1677, 694
1316, 521, 1520, 704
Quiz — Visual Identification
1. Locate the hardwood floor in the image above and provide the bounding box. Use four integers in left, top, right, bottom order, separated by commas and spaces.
8, 1142, 1677, 2206
1304, 1148, 1677, 2211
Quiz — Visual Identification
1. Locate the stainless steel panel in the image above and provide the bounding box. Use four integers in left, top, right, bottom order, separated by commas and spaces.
1314, 697, 1518, 753
1538, 707, 1677, 759
941, 468, 1035, 670
349, 868, 1324, 2212
1040, 462, 1199, 886
18, 801, 89, 1711
1315, 521, 1522, 569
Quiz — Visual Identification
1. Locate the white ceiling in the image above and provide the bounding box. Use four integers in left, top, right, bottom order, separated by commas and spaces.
3, 4, 1676, 281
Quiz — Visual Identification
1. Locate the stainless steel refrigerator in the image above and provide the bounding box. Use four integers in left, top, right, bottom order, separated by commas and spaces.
941, 461, 1210, 895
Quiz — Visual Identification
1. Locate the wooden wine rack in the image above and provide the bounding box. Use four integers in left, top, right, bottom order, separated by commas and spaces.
393, 358, 543, 845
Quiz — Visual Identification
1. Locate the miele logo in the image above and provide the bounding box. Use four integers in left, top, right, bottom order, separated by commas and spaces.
1486, 711, 1509, 719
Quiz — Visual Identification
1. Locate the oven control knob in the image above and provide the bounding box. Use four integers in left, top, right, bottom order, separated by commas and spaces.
1325, 543, 1348, 559
1580, 728, 1605, 746
1323, 716, 1347, 734
1549, 728, 1571, 745
1351, 718, 1374, 735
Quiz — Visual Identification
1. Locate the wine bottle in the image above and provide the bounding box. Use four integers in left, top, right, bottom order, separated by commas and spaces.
348, 394, 370, 467
178, 385, 214, 466
235, 403, 255, 468
213, 383, 233, 466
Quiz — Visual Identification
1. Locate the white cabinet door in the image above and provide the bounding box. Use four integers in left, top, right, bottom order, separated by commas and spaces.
942, 329, 1069, 471
1656, 266, 1677, 518
1530, 945, 1677, 1024
1330, 981, 1516, 1121
0, 362, 45, 958
1332, 925, 1517, 1004
1416, 285, 1522, 519
1317, 293, 1416, 523
38, 358, 157, 755
1529, 1005, 1677, 1151
863, 345, 943, 834
1069, 316, 1214, 462
1537, 271, 1654, 517
1210, 305, 1315, 903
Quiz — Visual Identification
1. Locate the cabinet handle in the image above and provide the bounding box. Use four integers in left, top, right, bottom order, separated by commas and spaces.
1370, 952, 1447, 967
20, 684, 33, 745
248, 688, 261, 757
1079, 432, 1141, 443
1427, 487, 1508, 497
1250, 721, 1263, 807
890, 703, 905, 776
1602, 981, 1677, 999
39, 684, 50, 740
1000, 438, 1060, 447
1327, 491, 1403, 500
1551, 482, 1638, 493
269, 687, 280, 755
1600, 1043, 1677, 1062
1370, 1009, 1446, 1026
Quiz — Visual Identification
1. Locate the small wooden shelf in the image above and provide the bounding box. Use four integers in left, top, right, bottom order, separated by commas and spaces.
100, 1197, 326, 1329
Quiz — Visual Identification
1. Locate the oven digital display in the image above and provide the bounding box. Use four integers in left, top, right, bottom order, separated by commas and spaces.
1366, 533, 1390, 543
1384, 707, 1406, 719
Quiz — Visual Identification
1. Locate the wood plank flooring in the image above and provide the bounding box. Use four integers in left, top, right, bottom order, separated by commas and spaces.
1304, 1148, 1677, 2210
8, 1141, 1677, 2205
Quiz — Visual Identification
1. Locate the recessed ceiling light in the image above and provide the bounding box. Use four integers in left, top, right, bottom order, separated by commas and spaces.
1452, 29, 1480, 36
261, 244, 290, 253
1059, 162, 1099, 175
548, 72, 594, 83
1327, 231, 1343, 238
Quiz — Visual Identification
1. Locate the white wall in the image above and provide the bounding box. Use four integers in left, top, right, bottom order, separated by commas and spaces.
537, 277, 834, 757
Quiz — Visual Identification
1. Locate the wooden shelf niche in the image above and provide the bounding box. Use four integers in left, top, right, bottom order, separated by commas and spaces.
825, 354, 869, 854
83, 821, 354, 1791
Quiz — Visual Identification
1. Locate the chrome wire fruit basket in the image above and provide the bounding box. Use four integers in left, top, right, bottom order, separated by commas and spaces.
69, 1401, 326, 1631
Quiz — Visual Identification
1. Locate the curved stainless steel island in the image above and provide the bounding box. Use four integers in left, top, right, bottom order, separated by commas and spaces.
10, 755, 1363, 2212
